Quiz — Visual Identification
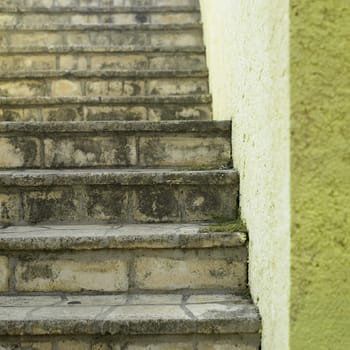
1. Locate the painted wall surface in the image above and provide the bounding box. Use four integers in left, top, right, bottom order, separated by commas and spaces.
200, 1, 290, 349
290, 1, 350, 349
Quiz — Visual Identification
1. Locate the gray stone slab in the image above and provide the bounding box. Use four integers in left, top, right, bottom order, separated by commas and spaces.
0, 224, 246, 251
0, 294, 260, 336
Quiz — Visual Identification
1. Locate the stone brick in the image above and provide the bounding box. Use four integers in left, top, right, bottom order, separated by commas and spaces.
92, 344, 121, 350
151, 13, 199, 25
139, 136, 231, 167
57, 340, 90, 350
149, 55, 206, 70
182, 185, 237, 221
0, 55, 56, 72
0, 15, 17, 26
0, 256, 9, 292
148, 105, 211, 121
134, 253, 245, 290
86, 81, 111, 96
22, 188, 83, 224
84, 186, 129, 222
148, 78, 207, 96
132, 186, 180, 222
21, 343, 52, 350
44, 136, 137, 168
151, 32, 202, 47
42, 106, 85, 122
0, 81, 47, 98
59, 55, 88, 70
51, 80, 82, 97
84, 106, 147, 121
110, 32, 147, 46
71, 14, 100, 24
90, 55, 148, 71
122, 80, 145, 96
65, 32, 91, 46
127, 343, 192, 350
0, 137, 40, 168
197, 336, 259, 350
0, 109, 24, 122
0, 193, 20, 224
15, 251, 129, 292
10, 33, 63, 46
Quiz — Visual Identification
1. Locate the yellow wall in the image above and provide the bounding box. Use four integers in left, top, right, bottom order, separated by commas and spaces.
290, 1, 350, 349
200, 1, 290, 349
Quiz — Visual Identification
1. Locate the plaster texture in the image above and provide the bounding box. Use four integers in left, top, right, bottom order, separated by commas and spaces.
200, 1, 290, 349
290, 1, 350, 349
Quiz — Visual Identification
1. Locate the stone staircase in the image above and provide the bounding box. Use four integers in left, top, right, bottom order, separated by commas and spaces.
0, 0, 260, 349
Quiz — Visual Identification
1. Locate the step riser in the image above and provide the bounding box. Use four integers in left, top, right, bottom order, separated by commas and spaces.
0, 246, 246, 293
0, 77, 208, 98
0, 103, 212, 122
0, 52, 206, 72
0, 334, 259, 350
0, 184, 237, 225
0, 29, 202, 48
0, 12, 200, 26
0, 133, 230, 169
0, 0, 199, 8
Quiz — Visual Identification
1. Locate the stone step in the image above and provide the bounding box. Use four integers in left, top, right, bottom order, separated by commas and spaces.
0, 224, 246, 294
0, 169, 238, 225
0, 70, 209, 98
0, 293, 260, 349
0, 0, 199, 8
0, 7, 200, 26
0, 95, 212, 122
0, 120, 231, 169
0, 46, 206, 72
0, 23, 203, 48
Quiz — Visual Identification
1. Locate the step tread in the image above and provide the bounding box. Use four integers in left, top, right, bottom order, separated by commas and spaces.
0, 45, 205, 53
0, 23, 201, 31
0, 94, 212, 106
0, 168, 237, 186
0, 293, 260, 336
0, 120, 230, 133
0, 6, 200, 13
0, 69, 208, 79
0, 223, 246, 251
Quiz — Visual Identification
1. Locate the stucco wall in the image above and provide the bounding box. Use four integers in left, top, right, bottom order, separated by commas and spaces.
200, 1, 290, 349
290, 1, 350, 349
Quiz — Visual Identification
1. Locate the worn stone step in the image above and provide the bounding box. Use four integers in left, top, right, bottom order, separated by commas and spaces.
0, 120, 231, 169
0, 70, 209, 98
0, 24, 203, 48
0, 0, 199, 8
0, 95, 212, 122
0, 7, 200, 26
0, 224, 246, 294
0, 46, 206, 72
0, 293, 260, 349
0, 169, 238, 225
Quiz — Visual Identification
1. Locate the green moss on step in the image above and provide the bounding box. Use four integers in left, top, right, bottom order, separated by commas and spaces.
199, 219, 248, 234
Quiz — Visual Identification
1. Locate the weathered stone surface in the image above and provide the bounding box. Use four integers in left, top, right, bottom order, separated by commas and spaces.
0, 257, 9, 292
0, 137, 40, 168
134, 252, 246, 290
127, 343, 192, 350
15, 251, 128, 292
183, 185, 238, 221
0, 55, 56, 72
22, 188, 83, 224
0, 193, 20, 224
139, 135, 230, 167
44, 136, 137, 168
0, 81, 47, 98
0, 294, 260, 335
0, 224, 246, 251
57, 340, 90, 350
197, 337, 259, 350
51, 80, 82, 97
